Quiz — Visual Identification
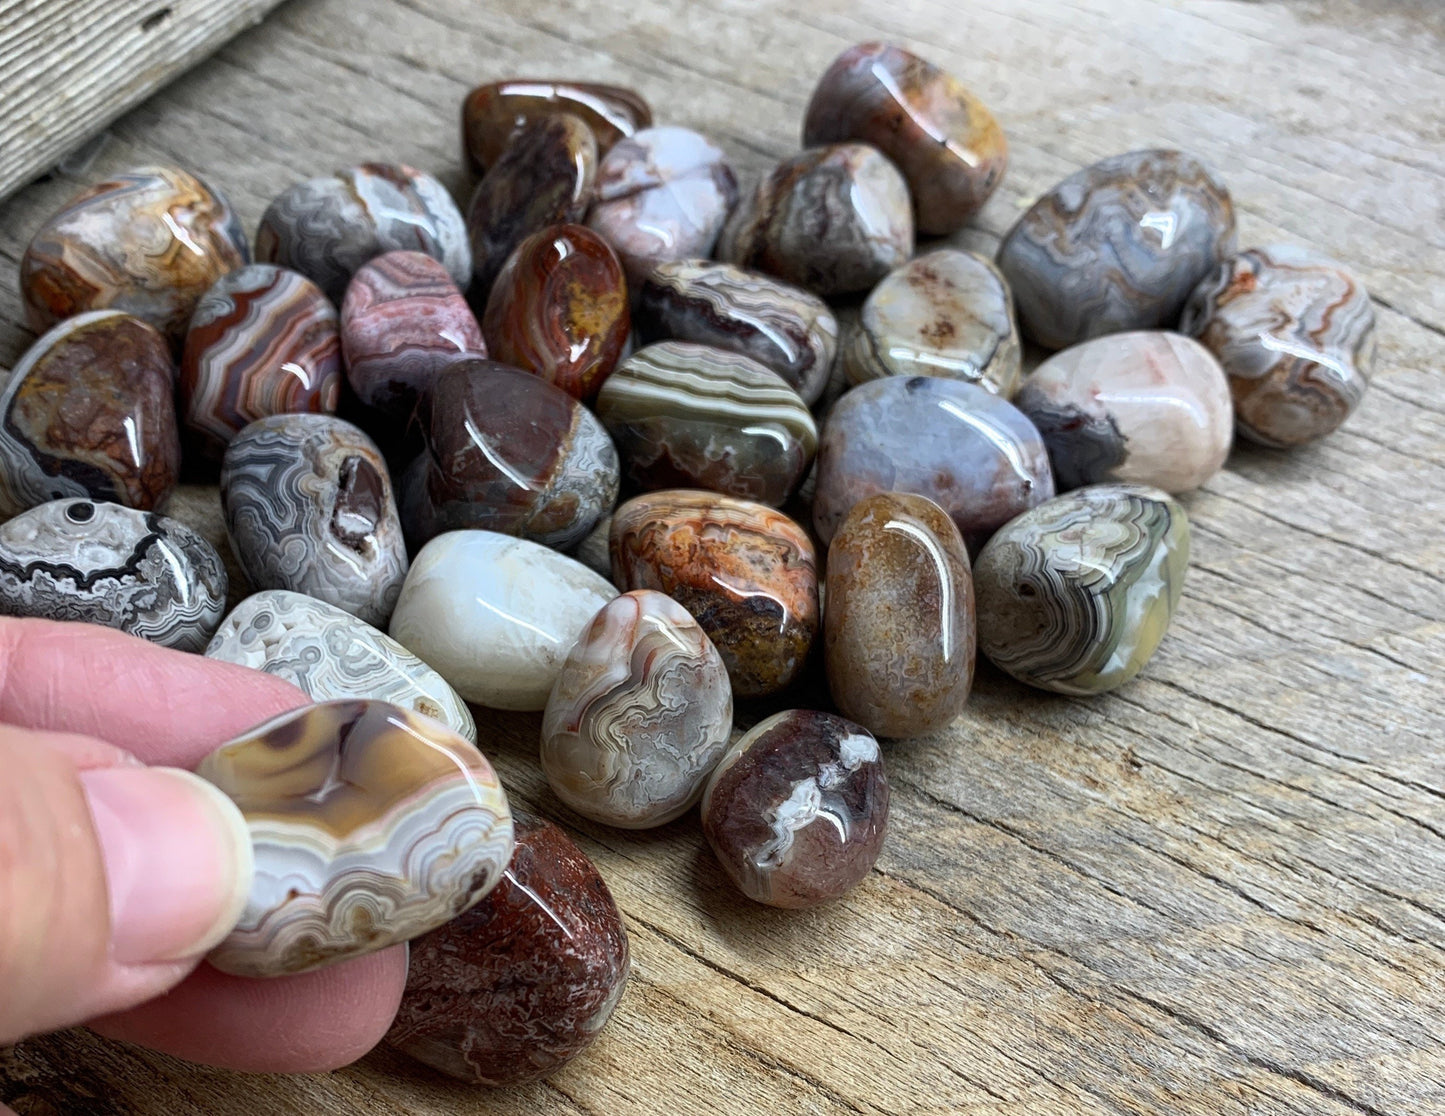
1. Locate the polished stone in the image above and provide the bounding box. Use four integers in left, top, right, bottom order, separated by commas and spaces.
462, 79, 652, 171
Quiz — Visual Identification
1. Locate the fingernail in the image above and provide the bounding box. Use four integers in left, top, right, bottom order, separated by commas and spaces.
81, 767, 254, 965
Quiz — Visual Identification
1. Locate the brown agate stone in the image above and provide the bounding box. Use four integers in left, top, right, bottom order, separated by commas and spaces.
824, 493, 976, 739
610, 490, 818, 699
386, 813, 630, 1086
482, 224, 630, 401
462, 79, 652, 172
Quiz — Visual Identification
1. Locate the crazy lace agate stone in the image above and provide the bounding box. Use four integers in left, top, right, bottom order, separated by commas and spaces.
997, 149, 1236, 350
804, 42, 1007, 235
974, 484, 1189, 695
844, 249, 1021, 397
717, 143, 913, 296
206, 590, 475, 744
462, 79, 652, 171
0, 498, 225, 652
702, 710, 888, 908
1181, 244, 1377, 447
390, 531, 619, 711
341, 251, 485, 413
542, 590, 733, 829
813, 375, 1055, 549
587, 126, 739, 286
221, 414, 408, 627
200, 699, 514, 978
824, 493, 975, 739
636, 259, 838, 405
181, 264, 342, 457
1014, 331, 1233, 492
482, 224, 631, 401
399, 361, 618, 551
256, 164, 471, 302
387, 813, 629, 1086
610, 491, 818, 699
21, 166, 248, 345
0, 311, 180, 516
596, 341, 817, 507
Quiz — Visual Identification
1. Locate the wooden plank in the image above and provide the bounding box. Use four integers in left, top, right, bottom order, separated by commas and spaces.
1, 0, 1443, 1113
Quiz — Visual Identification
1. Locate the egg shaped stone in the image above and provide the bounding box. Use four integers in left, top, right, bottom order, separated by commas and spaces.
974, 484, 1189, 695
462, 79, 652, 171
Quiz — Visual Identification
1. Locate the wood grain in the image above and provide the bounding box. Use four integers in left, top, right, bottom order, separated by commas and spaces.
1, 0, 1443, 1113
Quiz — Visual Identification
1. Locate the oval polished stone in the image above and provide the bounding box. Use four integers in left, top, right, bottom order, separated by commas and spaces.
997, 149, 1236, 350
717, 144, 913, 297
587, 126, 739, 287
462, 79, 652, 171
0, 498, 226, 652
21, 165, 249, 346
386, 813, 629, 1086
482, 224, 631, 401
1014, 331, 1233, 493
390, 530, 619, 711
256, 164, 471, 302
200, 699, 514, 978
341, 251, 485, 414
399, 360, 619, 551
467, 114, 598, 298
542, 590, 733, 829
0, 311, 180, 516
803, 42, 1007, 235
824, 493, 975, 739
1181, 244, 1377, 447
813, 375, 1055, 550
181, 264, 343, 457
843, 249, 1021, 397
974, 484, 1189, 695
221, 414, 408, 627
702, 710, 888, 908
206, 590, 476, 744
610, 491, 817, 699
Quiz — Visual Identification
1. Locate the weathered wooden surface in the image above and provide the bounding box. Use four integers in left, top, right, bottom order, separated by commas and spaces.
1, 0, 1443, 1113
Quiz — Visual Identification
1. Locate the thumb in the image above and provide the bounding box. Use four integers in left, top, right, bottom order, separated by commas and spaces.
0, 727, 254, 1044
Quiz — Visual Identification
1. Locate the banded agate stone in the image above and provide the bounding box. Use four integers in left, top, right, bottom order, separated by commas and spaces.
462, 79, 652, 171
542, 590, 733, 829
702, 710, 888, 908
974, 484, 1189, 695
200, 699, 514, 978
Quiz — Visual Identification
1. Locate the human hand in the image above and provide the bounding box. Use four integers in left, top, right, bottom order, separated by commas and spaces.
0, 618, 408, 1072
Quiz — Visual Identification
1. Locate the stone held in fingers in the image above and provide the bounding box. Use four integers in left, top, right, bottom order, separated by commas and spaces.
462, 79, 652, 172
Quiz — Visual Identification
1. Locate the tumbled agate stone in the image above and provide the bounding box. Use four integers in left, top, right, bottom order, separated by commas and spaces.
844, 249, 1021, 396
803, 42, 1007, 235
1181, 244, 1377, 447
0, 311, 180, 516
206, 590, 476, 744
387, 813, 629, 1086
974, 484, 1189, 695
636, 259, 838, 405
596, 341, 817, 507
0, 498, 226, 652
221, 414, 408, 627
199, 699, 514, 978
462, 79, 652, 171
610, 490, 817, 699
824, 493, 975, 739
542, 590, 733, 829
997, 149, 1235, 350
702, 710, 888, 908
21, 165, 248, 345
717, 144, 913, 296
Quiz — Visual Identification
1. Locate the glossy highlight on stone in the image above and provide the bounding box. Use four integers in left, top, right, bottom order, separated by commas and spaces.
386, 813, 629, 1086
997, 149, 1236, 350
542, 590, 733, 829
0, 498, 226, 652
974, 484, 1189, 695
610, 491, 817, 699
702, 710, 888, 908
803, 41, 1007, 235
200, 699, 514, 978
462, 79, 652, 171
